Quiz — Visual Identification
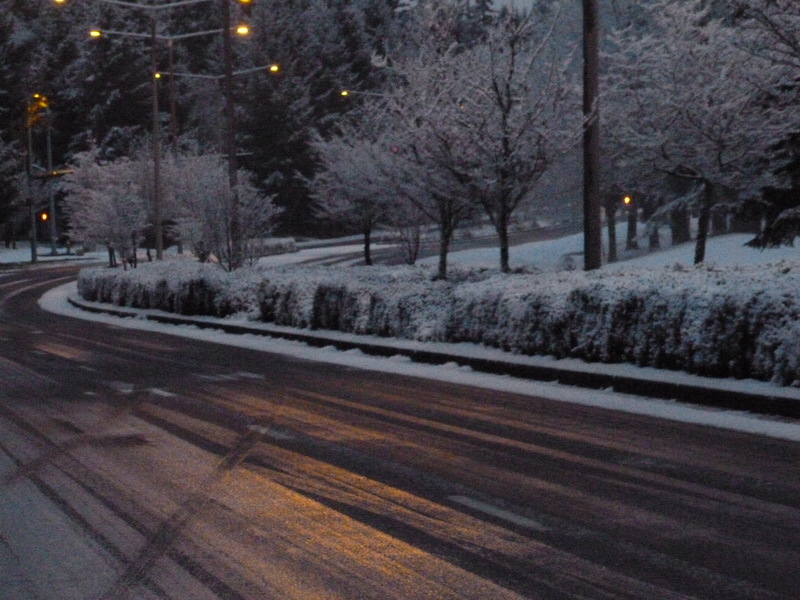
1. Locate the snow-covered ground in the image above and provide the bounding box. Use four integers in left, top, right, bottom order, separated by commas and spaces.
6, 229, 795, 271
0, 241, 392, 268
256, 243, 393, 267
419, 229, 800, 271
0, 242, 105, 265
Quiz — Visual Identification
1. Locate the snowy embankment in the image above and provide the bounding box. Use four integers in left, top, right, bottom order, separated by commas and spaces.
77, 259, 800, 386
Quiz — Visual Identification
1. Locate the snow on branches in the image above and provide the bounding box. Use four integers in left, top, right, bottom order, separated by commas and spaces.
62, 150, 149, 268
63, 149, 281, 270
311, 3, 581, 277
172, 154, 282, 271
603, 0, 794, 263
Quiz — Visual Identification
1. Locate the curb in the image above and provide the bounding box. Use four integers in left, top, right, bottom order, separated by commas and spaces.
67, 296, 800, 420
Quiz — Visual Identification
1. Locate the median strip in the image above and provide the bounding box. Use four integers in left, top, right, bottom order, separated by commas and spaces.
66, 294, 800, 420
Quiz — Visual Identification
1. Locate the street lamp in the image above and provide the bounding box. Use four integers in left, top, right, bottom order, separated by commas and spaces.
340, 89, 384, 97
623, 195, 638, 250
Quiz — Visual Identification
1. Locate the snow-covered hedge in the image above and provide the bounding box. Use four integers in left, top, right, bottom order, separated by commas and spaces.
77, 261, 800, 385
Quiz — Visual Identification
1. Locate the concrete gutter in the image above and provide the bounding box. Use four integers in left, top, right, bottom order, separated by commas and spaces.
68, 295, 800, 420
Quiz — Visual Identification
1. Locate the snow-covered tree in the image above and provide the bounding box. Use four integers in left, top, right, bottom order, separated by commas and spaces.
603, 0, 792, 263
378, 68, 476, 279
173, 154, 281, 270
447, 7, 582, 271
62, 151, 150, 268
234, 0, 377, 233
310, 123, 395, 266
372, 4, 580, 274
734, 0, 800, 247
735, 0, 800, 71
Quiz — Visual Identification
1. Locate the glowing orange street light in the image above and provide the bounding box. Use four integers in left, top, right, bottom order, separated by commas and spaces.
623, 195, 632, 206
269, 64, 279, 73
235, 24, 250, 35
89, 29, 102, 38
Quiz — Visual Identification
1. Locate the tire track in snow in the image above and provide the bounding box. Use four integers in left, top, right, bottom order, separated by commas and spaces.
96, 427, 264, 600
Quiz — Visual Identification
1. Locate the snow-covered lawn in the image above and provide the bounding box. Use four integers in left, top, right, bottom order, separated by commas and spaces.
420, 230, 800, 271
0, 242, 105, 265
256, 243, 392, 267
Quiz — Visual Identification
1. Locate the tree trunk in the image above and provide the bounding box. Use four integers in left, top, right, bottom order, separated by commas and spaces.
497, 213, 510, 272
694, 182, 713, 264
605, 202, 618, 262
626, 206, 638, 250
711, 204, 726, 236
649, 225, 660, 249
437, 230, 451, 280
130, 233, 138, 268
671, 206, 691, 245
363, 227, 372, 266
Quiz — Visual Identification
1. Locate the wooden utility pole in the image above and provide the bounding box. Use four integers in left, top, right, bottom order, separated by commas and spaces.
583, 0, 602, 271
221, 0, 242, 269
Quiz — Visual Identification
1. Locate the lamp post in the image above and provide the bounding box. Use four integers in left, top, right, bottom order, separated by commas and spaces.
149, 18, 164, 260
221, 0, 241, 268
624, 195, 638, 250
91, 23, 253, 263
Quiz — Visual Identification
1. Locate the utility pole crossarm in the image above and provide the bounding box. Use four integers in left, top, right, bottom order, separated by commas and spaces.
96, 0, 213, 11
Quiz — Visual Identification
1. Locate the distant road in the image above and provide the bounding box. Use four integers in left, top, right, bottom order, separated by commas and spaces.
0, 266, 798, 600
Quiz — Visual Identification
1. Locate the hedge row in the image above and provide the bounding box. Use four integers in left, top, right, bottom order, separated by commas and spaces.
77, 260, 800, 385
